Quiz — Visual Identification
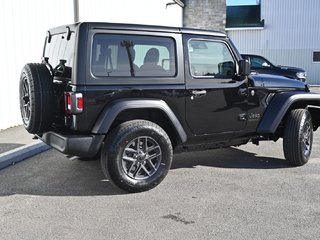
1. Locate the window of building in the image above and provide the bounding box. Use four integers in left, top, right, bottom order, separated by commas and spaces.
188, 40, 236, 78
91, 34, 176, 77
313, 51, 320, 62
226, 5, 264, 29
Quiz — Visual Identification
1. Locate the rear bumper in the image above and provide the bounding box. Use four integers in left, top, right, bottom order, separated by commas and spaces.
40, 131, 104, 157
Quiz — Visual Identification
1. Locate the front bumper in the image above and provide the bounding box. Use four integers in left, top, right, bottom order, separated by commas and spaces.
40, 131, 104, 157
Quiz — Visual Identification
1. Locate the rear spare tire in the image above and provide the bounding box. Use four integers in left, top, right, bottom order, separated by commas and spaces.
19, 63, 54, 134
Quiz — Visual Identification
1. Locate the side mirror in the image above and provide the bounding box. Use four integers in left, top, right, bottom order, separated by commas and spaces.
262, 62, 271, 68
239, 59, 251, 76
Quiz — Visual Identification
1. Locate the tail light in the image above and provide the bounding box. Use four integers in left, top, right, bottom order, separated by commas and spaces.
66, 93, 72, 112
65, 92, 83, 114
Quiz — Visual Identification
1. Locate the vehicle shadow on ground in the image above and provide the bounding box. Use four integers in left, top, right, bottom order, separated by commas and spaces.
0, 150, 126, 197
0, 147, 291, 197
171, 147, 291, 170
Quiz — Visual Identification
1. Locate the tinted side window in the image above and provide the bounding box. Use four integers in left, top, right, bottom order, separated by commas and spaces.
251, 56, 271, 68
188, 40, 236, 78
91, 34, 176, 77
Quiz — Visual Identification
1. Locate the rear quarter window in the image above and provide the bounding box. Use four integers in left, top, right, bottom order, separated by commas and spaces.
91, 34, 176, 78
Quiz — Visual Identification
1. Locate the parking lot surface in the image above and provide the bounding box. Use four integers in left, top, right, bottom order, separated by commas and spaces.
0, 131, 319, 240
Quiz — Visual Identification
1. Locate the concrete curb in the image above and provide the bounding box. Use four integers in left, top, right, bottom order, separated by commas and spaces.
0, 141, 51, 170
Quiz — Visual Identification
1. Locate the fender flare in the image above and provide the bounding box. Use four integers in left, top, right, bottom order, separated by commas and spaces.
91, 99, 187, 143
257, 92, 320, 134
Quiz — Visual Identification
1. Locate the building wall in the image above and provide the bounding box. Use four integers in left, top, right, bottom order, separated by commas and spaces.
183, 0, 226, 31
0, 0, 182, 130
227, 0, 320, 85
0, 0, 74, 131
79, 0, 182, 27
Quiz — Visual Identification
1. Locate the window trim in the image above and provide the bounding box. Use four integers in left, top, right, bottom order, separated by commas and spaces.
86, 30, 183, 85
187, 38, 238, 79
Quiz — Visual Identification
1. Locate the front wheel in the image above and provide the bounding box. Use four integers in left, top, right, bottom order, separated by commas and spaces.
101, 120, 173, 193
283, 109, 313, 166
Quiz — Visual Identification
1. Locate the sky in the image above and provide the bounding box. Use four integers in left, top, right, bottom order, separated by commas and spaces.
226, 0, 259, 6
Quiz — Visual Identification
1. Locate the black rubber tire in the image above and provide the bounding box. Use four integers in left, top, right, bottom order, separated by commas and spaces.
19, 63, 54, 134
101, 120, 173, 193
283, 109, 313, 166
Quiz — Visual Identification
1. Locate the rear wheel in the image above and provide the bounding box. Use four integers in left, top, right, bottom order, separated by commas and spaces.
283, 109, 313, 166
19, 63, 54, 134
101, 120, 173, 193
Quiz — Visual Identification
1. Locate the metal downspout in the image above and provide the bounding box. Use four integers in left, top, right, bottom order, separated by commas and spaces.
73, 0, 79, 22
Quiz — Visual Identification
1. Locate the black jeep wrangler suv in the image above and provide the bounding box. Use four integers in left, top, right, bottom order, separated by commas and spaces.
19, 22, 320, 192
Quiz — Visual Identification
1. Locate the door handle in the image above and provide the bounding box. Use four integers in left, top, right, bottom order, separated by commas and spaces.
238, 88, 248, 97
191, 90, 207, 97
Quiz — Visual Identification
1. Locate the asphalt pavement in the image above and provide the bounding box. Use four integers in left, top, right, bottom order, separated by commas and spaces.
0, 130, 319, 239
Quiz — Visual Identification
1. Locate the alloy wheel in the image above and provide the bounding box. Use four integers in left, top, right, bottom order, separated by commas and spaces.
121, 136, 162, 180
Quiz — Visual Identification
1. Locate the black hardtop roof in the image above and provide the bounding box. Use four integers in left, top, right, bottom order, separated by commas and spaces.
49, 22, 227, 38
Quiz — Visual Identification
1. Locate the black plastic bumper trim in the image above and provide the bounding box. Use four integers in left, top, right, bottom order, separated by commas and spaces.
41, 131, 104, 157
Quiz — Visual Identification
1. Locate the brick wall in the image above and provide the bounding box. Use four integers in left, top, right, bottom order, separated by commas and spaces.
183, 0, 226, 31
